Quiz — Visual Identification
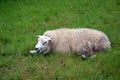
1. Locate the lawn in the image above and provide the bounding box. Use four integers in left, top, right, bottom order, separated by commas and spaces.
0, 0, 120, 80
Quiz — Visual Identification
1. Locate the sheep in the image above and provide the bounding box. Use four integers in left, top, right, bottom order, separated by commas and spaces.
29, 28, 111, 59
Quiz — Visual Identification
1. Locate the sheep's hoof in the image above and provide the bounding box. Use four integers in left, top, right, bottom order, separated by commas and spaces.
81, 54, 87, 60
29, 50, 37, 54
90, 54, 96, 59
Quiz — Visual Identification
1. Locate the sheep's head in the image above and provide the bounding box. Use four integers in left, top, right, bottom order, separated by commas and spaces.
35, 35, 51, 54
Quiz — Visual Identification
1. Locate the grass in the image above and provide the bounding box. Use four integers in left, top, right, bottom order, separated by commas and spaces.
0, 0, 120, 79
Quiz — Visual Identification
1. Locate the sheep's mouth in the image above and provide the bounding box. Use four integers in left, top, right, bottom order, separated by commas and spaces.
37, 48, 47, 53
36, 49, 41, 53
35, 48, 41, 53
37, 50, 40, 53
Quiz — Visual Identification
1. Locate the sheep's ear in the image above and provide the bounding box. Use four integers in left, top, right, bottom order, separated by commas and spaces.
36, 35, 41, 38
48, 37, 52, 42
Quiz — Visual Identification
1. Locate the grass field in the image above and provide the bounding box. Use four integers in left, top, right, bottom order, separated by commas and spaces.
0, 0, 120, 80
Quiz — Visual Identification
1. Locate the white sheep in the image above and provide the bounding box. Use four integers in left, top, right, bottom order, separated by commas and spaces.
30, 28, 111, 59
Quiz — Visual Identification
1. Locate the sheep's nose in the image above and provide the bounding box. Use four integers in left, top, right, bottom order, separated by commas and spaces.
35, 48, 38, 50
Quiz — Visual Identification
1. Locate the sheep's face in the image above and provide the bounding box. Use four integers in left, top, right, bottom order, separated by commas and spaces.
35, 35, 51, 53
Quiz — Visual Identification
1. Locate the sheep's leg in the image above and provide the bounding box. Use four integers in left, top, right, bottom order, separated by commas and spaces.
43, 47, 51, 55
29, 50, 37, 54
43, 50, 49, 55
96, 36, 111, 53
77, 49, 95, 59
90, 54, 96, 59
81, 54, 87, 59
77, 49, 89, 59
81, 52, 96, 60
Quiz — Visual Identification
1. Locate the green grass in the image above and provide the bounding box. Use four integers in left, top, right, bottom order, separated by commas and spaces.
0, 0, 120, 79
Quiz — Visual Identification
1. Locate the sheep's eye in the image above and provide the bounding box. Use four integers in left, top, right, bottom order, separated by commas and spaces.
43, 42, 47, 45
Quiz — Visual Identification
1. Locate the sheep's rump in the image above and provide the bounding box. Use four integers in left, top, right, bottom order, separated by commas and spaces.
44, 28, 111, 55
